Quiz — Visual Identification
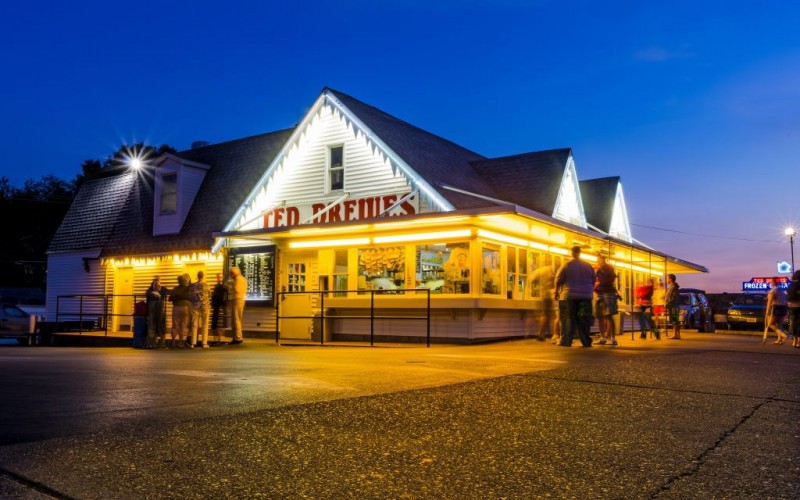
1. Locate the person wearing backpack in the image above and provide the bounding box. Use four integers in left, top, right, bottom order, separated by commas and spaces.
787, 270, 800, 349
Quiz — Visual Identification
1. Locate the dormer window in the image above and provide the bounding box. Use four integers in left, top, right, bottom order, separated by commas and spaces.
160, 173, 177, 214
328, 145, 344, 191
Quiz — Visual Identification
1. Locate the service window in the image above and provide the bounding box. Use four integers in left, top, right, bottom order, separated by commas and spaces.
506, 247, 516, 299
358, 246, 405, 293
518, 248, 528, 298
417, 242, 470, 294
333, 249, 348, 296
482, 244, 501, 295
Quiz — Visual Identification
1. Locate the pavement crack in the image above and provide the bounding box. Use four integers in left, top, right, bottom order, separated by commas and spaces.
0, 469, 76, 499
649, 395, 775, 498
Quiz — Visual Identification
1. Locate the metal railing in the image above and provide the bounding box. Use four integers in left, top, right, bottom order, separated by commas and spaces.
275, 288, 432, 347
55, 294, 152, 335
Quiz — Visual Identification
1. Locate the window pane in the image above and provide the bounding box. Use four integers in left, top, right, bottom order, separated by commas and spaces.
506, 247, 516, 299
330, 146, 343, 168
334, 250, 348, 295
418, 242, 470, 294
160, 173, 177, 214
330, 168, 344, 190
482, 245, 501, 295
358, 246, 405, 293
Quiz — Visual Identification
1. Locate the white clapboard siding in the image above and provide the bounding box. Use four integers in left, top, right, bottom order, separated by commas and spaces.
258, 105, 413, 208
242, 305, 277, 333
330, 309, 472, 340
107, 259, 225, 330
469, 309, 528, 339
45, 250, 106, 321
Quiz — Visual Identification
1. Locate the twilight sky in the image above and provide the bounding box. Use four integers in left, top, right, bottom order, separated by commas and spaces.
2, 0, 799, 292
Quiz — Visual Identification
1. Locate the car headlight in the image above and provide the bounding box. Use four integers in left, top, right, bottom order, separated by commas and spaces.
728, 309, 740, 316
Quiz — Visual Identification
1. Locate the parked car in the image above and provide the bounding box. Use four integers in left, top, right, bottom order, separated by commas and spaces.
726, 292, 767, 330
706, 293, 740, 330
0, 304, 32, 345
678, 288, 715, 332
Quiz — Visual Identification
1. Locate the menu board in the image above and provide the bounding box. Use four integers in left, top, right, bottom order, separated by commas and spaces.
228, 245, 275, 305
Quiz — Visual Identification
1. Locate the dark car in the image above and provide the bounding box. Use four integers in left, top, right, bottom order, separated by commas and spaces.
0, 304, 33, 345
726, 292, 767, 330
678, 288, 715, 332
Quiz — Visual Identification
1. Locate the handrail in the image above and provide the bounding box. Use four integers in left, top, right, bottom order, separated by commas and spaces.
55, 294, 151, 336
275, 288, 432, 347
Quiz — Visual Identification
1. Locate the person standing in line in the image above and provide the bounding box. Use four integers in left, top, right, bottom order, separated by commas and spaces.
189, 270, 210, 349
228, 266, 247, 345
145, 276, 168, 348
210, 273, 228, 345
169, 274, 193, 348
530, 255, 555, 342
652, 277, 666, 334
635, 278, 660, 340
594, 254, 619, 346
554, 246, 596, 347
765, 278, 789, 345
787, 270, 800, 349
664, 274, 681, 340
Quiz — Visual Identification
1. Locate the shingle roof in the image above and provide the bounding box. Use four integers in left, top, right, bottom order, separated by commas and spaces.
98, 128, 294, 257
57, 90, 580, 257
48, 173, 135, 253
327, 89, 498, 209
469, 149, 572, 216
579, 177, 619, 233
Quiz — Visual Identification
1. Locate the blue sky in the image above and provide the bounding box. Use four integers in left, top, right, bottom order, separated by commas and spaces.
2, 0, 799, 292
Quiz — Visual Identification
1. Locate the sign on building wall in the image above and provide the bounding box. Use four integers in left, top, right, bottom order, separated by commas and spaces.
742, 277, 789, 291
262, 193, 417, 229
229, 245, 276, 305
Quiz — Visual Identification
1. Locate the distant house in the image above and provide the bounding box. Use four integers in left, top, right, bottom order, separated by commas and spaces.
46, 88, 706, 342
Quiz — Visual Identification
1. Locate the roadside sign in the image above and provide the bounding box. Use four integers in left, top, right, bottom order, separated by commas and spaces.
742, 276, 789, 291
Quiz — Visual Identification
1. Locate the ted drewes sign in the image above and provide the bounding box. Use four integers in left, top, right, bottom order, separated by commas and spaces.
742, 277, 789, 291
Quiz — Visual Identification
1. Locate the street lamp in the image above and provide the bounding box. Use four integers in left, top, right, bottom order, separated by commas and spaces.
786, 227, 796, 273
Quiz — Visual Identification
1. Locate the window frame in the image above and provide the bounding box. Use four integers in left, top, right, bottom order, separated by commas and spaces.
159, 172, 178, 215
327, 144, 345, 193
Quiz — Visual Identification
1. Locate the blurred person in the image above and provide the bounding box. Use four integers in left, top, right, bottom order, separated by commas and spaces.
211, 273, 228, 344
145, 276, 168, 348
652, 277, 666, 334
530, 254, 555, 342
665, 274, 681, 340
787, 270, 800, 349
635, 278, 660, 340
228, 266, 247, 345
189, 270, 210, 349
169, 273, 193, 348
594, 254, 618, 346
765, 278, 789, 345
554, 246, 596, 347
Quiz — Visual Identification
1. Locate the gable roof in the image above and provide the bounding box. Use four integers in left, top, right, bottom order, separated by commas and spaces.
469, 149, 572, 216
579, 176, 619, 233
94, 128, 294, 257
326, 89, 497, 210
48, 173, 135, 253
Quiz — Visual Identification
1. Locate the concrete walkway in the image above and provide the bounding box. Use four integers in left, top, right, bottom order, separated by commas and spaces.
0, 331, 798, 498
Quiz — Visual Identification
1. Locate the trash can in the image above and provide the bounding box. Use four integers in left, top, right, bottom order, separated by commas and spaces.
132, 301, 147, 348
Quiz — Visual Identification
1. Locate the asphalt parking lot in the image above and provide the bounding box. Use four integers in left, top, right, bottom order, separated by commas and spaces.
0, 330, 798, 499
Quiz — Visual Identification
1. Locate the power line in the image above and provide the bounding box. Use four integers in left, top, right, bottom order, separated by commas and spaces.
631, 223, 781, 243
